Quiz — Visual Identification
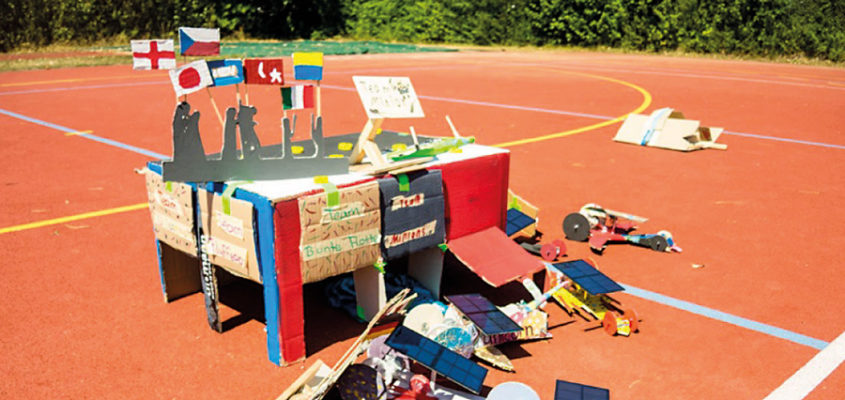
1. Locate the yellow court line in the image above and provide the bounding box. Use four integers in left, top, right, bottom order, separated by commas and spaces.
493, 69, 652, 148
64, 130, 93, 137
0, 74, 160, 88
0, 203, 148, 235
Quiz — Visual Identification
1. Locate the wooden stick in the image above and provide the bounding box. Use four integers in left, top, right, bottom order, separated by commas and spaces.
244, 84, 250, 106
206, 87, 225, 128
445, 115, 460, 138
235, 83, 242, 106
409, 126, 420, 150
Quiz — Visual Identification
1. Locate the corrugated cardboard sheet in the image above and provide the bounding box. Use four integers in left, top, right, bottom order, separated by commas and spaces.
198, 189, 261, 283
378, 170, 445, 260
144, 170, 196, 255
298, 180, 381, 283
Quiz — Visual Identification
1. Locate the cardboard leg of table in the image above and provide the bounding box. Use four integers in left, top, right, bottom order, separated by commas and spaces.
353, 266, 387, 321
408, 247, 443, 299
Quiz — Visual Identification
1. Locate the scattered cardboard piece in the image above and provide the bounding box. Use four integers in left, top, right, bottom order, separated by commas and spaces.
448, 227, 544, 287
277, 359, 332, 400
473, 345, 514, 372
614, 108, 727, 151
301, 289, 416, 400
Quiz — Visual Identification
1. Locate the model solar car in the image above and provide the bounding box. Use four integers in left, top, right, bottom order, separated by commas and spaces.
562, 203, 681, 253
546, 260, 639, 336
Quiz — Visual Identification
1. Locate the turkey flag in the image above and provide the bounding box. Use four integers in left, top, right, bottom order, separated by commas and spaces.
243, 58, 285, 85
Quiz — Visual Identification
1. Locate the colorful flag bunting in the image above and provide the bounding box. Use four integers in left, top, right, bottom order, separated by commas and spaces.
131, 39, 176, 70
243, 58, 284, 85
292, 52, 323, 81
178, 27, 220, 56
206, 59, 244, 87
281, 85, 315, 110
169, 60, 213, 97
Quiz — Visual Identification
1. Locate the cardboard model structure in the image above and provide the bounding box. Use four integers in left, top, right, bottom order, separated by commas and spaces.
614, 107, 727, 151
162, 102, 348, 182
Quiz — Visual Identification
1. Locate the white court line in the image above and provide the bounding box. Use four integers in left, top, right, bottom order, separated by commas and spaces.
764, 330, 845, 399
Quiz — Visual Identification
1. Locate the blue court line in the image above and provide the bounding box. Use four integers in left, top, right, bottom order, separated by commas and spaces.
0, 80, 165, 96
0, 108, 168, 159
621, 283, 830, 350
722, 130, 845, 150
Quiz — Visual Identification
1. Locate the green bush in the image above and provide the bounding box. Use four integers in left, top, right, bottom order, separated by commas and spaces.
1, 0, 842, 61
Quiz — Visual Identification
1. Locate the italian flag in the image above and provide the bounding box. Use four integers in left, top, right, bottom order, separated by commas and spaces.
281, 85, 315, 110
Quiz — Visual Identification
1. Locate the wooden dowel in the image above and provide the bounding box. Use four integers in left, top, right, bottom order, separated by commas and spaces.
206, 87, 225, 128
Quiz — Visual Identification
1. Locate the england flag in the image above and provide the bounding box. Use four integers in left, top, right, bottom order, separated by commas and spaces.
131, 39, 176, 70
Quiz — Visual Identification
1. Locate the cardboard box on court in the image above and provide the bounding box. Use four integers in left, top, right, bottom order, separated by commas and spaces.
614, 108, 727, 151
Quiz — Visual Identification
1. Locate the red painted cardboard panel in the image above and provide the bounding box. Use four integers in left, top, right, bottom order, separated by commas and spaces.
432, 152, 509, 240
273, 198, 306, 364
448, 226, 544, 287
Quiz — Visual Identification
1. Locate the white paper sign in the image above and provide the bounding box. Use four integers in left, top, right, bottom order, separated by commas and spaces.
352, 76, 424, 119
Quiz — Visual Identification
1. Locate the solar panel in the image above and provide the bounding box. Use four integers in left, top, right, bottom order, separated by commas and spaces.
550, 260, 624, 295
446, 294, 522, 336
506, 208, 536, 236
554, 379, 610, 400
385, 325, 487, 394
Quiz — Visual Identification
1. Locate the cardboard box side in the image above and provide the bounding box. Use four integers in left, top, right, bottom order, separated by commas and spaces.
197, 188, 261, 283
274, 198, 307, 364
298, 180, 382, 284
433, 152, 509, 240
144, 170, 197, 255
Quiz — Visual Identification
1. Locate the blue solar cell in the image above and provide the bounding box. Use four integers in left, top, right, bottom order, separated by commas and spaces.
385, 325, 488, 394
506, 208, 536, 236
550, 260, 624, 295
446, 294, 522, 336
554, 380, 609, 400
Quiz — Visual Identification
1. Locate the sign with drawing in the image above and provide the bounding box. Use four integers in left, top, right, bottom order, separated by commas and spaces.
353, 76, 424, 119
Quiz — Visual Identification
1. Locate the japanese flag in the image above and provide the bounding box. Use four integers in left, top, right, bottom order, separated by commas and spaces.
169, 60, 213, 97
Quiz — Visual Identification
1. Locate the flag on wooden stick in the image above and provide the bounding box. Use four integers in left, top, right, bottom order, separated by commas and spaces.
169, 60, 213, 96
281, 85, 315, 110
178, 27, 220, 56
131, 39, 176, 70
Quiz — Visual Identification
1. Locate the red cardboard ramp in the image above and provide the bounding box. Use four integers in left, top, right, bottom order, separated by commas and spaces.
448, 226, 544, 287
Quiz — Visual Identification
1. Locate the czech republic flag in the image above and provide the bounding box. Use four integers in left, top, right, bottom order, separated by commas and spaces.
179, 27, 220, 56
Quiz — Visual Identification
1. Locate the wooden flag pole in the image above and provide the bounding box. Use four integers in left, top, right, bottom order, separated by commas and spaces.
235, 83, 243, 106
206, 87, 225, 128
244, 84, 250, 106
316, 81, 322, 117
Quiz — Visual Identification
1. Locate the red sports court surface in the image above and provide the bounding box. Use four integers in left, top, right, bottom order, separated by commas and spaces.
1, 50, 843, 399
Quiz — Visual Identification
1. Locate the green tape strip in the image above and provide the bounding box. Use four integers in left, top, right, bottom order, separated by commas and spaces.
374, 258, 386, 274
508, 196, 521, 211
321, 183, 339, 207
221, 181, 252, 215
397, 174, 410, 192
165, 181, 173, 192
438, 243, 449, 252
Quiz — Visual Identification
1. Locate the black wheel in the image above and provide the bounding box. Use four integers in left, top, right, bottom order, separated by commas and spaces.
563, 212, 591, 241
649, 235, 668, 252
